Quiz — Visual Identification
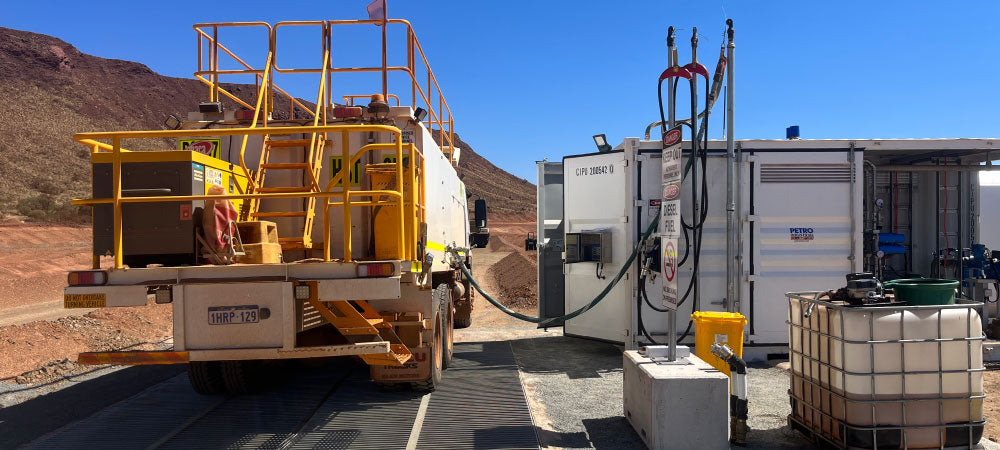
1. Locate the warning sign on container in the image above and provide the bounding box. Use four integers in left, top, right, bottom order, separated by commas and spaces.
329, 156, 361, 187
661, 199, 680, 238
662, 237, 679, 310
180, 138, 221, 159
659, 123, 684, 312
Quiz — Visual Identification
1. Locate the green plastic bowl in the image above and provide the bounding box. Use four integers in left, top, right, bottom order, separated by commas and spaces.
883, 278, 959, 305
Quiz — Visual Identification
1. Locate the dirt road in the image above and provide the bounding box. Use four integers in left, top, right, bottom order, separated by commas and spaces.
0, 219, 542, 384
0, 222, 92, 310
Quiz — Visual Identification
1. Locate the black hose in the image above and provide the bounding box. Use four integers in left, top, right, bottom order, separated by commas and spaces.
451, 210, 660, 326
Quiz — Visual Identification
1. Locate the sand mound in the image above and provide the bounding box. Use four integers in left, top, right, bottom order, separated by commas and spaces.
488, 251, 538, 308
488, 236, 514, 252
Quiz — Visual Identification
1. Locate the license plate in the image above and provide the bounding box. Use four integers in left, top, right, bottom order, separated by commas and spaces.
208, 305, 259, 325
65, 293, 106, 308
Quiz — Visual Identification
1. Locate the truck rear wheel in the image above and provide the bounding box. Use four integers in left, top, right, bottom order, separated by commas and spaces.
187, 361, 226, 395
221, 360, 273, 394
438, 284, 454, 370
412, 312, 443, 392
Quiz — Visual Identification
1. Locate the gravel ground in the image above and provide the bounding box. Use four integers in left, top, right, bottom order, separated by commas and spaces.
509, 333, 813, 449
502, 332, 1000, 450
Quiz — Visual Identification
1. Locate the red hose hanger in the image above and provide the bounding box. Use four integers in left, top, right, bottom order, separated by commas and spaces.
659, 65, 692, 81
683, 62, 709, 79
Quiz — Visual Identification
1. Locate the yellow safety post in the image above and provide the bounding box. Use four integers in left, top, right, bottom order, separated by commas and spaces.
341, 131, 351, 261
111, 137, 122, 269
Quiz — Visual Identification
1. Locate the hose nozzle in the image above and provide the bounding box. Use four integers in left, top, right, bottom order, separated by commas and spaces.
690, 27, 699, 62
710, 342, 735, 361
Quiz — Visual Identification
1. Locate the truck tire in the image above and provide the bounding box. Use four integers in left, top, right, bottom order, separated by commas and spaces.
221, 360, 271, 394
412, 312, 443, 392
187, 361, 226, 395
437, 284, 454, 370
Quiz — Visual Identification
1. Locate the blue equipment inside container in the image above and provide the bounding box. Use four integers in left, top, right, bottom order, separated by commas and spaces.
964, 243, 999, 280
879, 233, 906, 244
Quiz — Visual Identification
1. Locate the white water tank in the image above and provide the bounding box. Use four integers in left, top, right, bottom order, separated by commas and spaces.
787, 292, 984, 448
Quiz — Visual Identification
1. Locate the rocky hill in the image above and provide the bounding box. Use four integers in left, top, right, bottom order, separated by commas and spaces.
442, 133, 536, 217
0, 27, 534, 221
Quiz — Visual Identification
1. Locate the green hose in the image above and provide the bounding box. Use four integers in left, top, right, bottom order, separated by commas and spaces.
449, 151, 693, 327
449, 210, 660, 327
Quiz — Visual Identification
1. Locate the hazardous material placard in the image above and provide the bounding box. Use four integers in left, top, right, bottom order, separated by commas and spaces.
660, 124, 684, 310
661, 237, 679, 310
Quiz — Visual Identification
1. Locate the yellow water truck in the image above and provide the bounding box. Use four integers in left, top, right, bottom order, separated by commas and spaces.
63, 18, 476, 393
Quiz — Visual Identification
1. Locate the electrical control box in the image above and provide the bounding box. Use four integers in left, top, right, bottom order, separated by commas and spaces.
92, 150, 249, 268
565, 231, 612, 264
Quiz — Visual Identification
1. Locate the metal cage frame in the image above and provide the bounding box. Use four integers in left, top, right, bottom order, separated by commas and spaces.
785, 291, 986, 449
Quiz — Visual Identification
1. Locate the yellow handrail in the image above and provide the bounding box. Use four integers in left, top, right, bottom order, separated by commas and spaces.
238, 52, 272, 192
193, 20, 457, 158
304, 49, 330, 192
193, 24, 313, 118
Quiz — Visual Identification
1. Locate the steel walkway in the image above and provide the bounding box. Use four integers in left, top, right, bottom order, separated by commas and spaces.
26, 342, 538, 450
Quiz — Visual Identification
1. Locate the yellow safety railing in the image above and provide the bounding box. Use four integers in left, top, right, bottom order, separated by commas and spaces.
238, 51, 271, 193
193, 19, 457, 161
323, 141, 425, 262
192, 22, 315, 119
71, 125, 420, 269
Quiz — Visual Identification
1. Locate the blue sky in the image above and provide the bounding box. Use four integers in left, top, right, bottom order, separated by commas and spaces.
7, 0, 999, 182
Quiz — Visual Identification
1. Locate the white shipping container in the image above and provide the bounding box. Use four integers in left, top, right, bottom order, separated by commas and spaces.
542, 138, 994, 350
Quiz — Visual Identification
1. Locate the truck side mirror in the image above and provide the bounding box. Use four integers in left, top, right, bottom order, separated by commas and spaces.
474, 199, 487, 229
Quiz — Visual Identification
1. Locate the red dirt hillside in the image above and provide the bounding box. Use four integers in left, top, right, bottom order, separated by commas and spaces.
0, 26, 534, 222
438, 132, 536, 217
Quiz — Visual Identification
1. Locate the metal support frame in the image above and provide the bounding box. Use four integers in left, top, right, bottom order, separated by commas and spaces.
848, 142, 857, 267
725, 21, 737, 313
665, 29, 677, 362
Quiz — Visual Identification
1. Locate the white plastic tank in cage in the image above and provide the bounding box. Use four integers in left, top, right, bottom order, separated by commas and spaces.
787, 292, 984, 449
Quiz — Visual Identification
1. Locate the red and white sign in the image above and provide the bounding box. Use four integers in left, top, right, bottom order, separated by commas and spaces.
188, 141, 213, 155
180, 138, 221, 159
663, 127, 683, 147
660, 123, 684, 311
179, 204, 192, 221
663, 183, 680, 200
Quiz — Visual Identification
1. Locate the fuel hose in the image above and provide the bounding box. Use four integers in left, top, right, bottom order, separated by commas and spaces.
448, 210, 660, 327
448, 145, 702, 327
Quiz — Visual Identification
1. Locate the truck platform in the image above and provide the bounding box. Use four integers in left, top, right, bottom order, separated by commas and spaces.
23, 342, 537, 449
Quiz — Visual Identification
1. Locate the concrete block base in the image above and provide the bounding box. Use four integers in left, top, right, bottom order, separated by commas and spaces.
623, 350, 730, 450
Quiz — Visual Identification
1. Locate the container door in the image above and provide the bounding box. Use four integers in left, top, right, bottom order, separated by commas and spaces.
639, 152, 739, 337
749, 149, 863, 344
537, 161, 565, 323
563, 151, 630, 342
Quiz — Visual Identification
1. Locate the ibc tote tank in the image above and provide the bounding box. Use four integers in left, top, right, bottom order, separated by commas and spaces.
786, 292, 984, 449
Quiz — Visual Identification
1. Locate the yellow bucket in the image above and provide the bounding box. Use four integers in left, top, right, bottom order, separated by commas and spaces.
691, 311, 747, 376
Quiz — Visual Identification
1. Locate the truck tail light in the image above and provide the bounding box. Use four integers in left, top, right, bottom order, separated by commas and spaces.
68, 270, 108, 286
333, 106, 362, 118
357, 263, 394, 278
